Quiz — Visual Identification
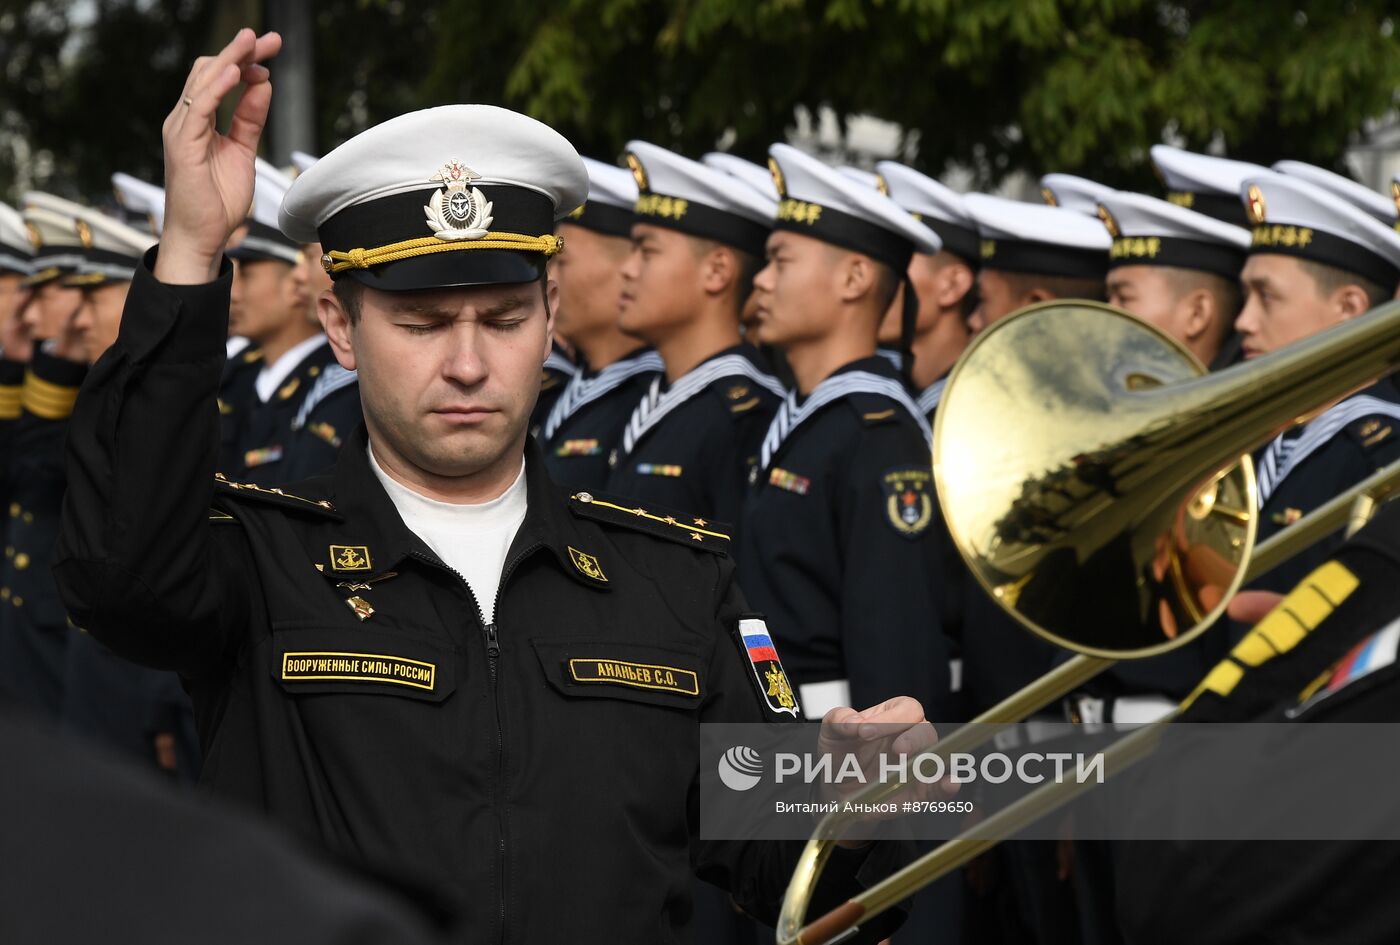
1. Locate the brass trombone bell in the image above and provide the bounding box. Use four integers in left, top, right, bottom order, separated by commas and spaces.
934, 300, 1256, 658
777, 297, 1400, 945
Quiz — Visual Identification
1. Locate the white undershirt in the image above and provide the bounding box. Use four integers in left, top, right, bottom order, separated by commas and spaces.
255, 334, 328, 403
368, 445, 528, 624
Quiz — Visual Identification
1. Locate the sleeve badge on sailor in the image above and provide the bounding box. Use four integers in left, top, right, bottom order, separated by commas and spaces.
738, 616, 799, 717
881, 467, 933, 539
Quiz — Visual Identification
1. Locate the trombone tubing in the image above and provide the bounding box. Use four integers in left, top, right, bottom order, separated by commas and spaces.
776, 457, 1400, 945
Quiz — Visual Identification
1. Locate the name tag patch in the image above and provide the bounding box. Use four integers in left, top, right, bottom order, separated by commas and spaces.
282, 651, 435, 691
568, 658, 700, 697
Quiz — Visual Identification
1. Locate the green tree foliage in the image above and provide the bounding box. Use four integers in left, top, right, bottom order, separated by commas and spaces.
3, 0, 1398, 203
0, 0, 215, 203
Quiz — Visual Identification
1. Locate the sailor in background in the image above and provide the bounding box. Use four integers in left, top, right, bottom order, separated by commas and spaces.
1039, 173, 1114, 216
1232, 170, 1400, 639
537, 156, 663, 492
50, 202, 201, 778
605, 141, 784, 529
0, 193, 89, 716
221, 158, 339, 484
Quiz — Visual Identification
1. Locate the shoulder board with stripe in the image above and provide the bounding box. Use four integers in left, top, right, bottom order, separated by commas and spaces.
567, 491, 730, 555
845, 391, 907, 426
213, 474, 342, 519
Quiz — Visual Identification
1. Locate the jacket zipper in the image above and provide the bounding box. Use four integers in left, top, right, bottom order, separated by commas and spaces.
410, 541, 541, 945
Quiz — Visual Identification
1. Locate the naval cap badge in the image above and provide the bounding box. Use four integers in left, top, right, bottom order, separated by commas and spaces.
424, 160, 494, 241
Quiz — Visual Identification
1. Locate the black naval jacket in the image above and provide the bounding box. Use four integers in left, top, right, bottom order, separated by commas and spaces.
1228, 377, 1400, 648
281, 365, 364, 483
737, 356, 954, 720
54, 255, 908, 944
605, 343, 783, 532
1113, 499, 1400, 945
221, 340, 343, 486
537, 349, 662, 494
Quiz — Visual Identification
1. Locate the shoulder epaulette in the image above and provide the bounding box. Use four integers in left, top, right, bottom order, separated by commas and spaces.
1346, 415, 1397, 451
845, 391, 903, 426
213, 473, 343, 519
567, 491, 730, 555
710, 378, 779, 418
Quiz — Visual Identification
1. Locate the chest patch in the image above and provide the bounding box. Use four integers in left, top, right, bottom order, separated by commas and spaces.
567, 546, 608, 583
555, 438, 601, 457
768, 467, 811, 495
739, 616, 800, 716
329, 544, 373, 572
636, 463, 683, 477
281, 651, 436, 691
882, 467, 933, 538
568, 658, 700, 697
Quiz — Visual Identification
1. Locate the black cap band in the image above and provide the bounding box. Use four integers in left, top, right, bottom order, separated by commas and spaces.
563, 202, 634, 239
916, 217, 980, 268
772, 198, 914, 272
633, 191, 769, 257
1166, 191, 1250, 228
1248, 224, 1400, 290
228, 220, 301, 264
979, 238, 1108, 280
0, 250, 31, 276
318, 185, 557, 291
1107, 236, 1246, 280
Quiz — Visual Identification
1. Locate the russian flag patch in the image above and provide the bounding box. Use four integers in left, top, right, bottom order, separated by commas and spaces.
739, 616, 799, 717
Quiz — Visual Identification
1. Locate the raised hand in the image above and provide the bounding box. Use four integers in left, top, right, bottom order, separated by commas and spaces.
155, 28, 282, 285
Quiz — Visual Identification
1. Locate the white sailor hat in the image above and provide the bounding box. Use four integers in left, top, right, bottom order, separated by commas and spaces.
281, 105, 585, 291
0, 202, 33, 276
701, 153, 779, 202
767, 143, 940, 269
559, 156, 636, 239
963, 193, 1111, 278
63, 204, 157, 288
228, 158, 301, 264
875, 160, 980, 266
111, 173, 165, 236
1150, 145, 1267, 228
1239, 171, 1400, 290
1272, 160, 1397, 231
1095, 190, 1249, 279
838, 166, 882, 191
1040, 173, 1115, 216
21, 193, 89, 286
290, 151, 320, 175
623, 141, 775, 256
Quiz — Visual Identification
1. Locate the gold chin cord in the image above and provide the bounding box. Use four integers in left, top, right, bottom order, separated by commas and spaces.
777, 299, 1400, 945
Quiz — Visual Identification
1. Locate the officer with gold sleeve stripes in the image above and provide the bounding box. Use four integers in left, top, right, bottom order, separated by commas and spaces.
0, 195, 90, 715
54, 30, 932, 943
1113, 498, 1400, 944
